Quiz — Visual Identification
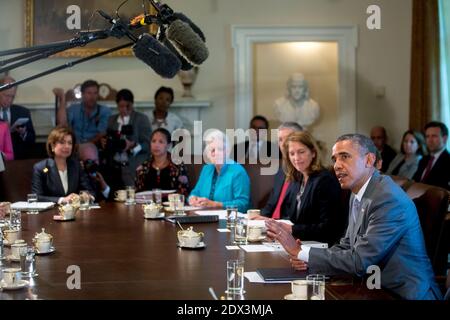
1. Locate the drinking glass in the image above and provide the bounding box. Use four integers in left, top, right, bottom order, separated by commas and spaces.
27, 193, 39, 215
174, 194, 185, 216
226, 259, 245, 294
9, 209, 21, 231
233, 216, 248, 245
125, 186, 136, 205
79, 190, 90, 211
152, 189, 162, 205
20, 246, 38, 278
226, 206, 238, 229
306, 274, 326, 300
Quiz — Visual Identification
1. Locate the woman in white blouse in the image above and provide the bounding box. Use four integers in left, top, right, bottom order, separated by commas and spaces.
386, 130, 427, 179
32, 127, 94, 203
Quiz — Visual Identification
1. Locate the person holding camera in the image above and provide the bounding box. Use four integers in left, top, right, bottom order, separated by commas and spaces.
78, 143, 111, 200
103, 89, 151, 188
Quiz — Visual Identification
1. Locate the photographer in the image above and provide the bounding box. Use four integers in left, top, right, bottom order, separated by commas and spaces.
78, 143, 111, 200
102, 89, 151, 188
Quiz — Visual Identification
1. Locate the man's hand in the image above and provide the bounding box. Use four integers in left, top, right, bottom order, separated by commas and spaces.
92, 171, 108, 191
124, 139, 136, 152
0, 202, 10, 219
266, 219, 301, 257
290, 257, 308, 271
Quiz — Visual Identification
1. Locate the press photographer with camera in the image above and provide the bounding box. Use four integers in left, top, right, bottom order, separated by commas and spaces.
78, 142, 111, 200
101, 89, 151, 188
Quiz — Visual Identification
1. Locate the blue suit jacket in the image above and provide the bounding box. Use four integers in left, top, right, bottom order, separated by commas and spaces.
32, 158, 94, 203
308, 171, 442, 300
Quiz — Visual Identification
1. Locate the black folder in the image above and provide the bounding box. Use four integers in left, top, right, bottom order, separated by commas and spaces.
256, 268, 310, 282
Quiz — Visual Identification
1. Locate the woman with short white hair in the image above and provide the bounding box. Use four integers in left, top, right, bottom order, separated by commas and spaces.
189, 130, 251, 212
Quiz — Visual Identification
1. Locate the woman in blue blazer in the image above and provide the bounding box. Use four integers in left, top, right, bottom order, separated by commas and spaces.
32, 127, 94, 203
188, 130, 251, 213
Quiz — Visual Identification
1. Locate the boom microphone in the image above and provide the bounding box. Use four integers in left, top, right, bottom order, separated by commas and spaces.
132, 33, 181, 78
165, 19, 209, 66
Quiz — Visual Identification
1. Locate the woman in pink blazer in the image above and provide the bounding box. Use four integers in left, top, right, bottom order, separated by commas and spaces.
0, 121, 14, 160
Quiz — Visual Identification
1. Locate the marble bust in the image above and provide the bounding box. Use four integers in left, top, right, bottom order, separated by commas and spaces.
274, 73, 320, 128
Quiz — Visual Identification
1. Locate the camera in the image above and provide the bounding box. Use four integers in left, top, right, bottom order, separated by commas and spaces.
105, 125, 133, 153
83, 159, 98, 175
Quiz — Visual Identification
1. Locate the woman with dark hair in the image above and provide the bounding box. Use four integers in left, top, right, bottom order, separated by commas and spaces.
386, 130, 426, 179
148, 86, 183, 133
135, 128, 189, 197
274, 131, 343, 245
32, 126, 94, 203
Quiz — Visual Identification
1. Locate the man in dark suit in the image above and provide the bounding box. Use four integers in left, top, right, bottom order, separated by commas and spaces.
267, 134, 442, 300
0, 76, 36, 159
370, 126, 396, 172
413, 121, 450, 190
233, 115, 278, 164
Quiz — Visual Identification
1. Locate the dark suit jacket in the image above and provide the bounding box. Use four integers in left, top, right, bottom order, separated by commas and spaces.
261, 167, 300, 219
32, 158, 94, 203
413, 150, 450, 190
308, 171, 442, 300
380, 144, 397, 173
233, 140, 280, 164
10, 104, 36, 159
286, 170, 344, 245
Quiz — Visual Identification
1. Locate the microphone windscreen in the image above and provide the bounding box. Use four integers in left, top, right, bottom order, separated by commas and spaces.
166, 20, 209, 66
132, 33, 181, 78
172, 12, 206, 42
162, 37, 195, 71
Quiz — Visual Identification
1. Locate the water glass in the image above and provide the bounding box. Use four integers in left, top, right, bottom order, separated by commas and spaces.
27, 193, 39, 215
233, 216, 248, 245
152, 189, 162, 205
226, 260, 245, 294
20, 246, 37, 278
125, 186, 136, 205
306, 274, 326, 300
226, 206, 238, 229
174, 194, 185, 216
9, 209, 21, 231
79, 190, 90, 211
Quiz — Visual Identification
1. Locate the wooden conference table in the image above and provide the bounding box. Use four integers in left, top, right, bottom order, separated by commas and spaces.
0, 202, 395, 300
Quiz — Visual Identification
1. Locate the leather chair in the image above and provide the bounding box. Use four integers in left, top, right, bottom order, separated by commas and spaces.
0, 159, 39, 202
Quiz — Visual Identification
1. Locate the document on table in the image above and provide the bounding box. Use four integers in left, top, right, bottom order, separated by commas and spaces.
11, 201, 55, 211
244, 272, 291, 284
240, 244, 286, 253
195, 210, 246, 220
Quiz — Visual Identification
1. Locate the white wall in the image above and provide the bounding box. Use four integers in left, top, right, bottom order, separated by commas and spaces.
0, 0, 412, 148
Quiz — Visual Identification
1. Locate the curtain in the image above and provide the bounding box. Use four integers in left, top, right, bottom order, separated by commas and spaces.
438, 0, 450, 148
409, 0, 441, 132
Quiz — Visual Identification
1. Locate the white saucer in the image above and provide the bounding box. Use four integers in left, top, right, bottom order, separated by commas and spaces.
0, 279, 29, 290
144, 212, 165, 219
247, 236, 266, 242
284, 293, 306, 300
36, 246, 56, 255
5, 255, 20, 262
114, 198, 126, 202
177, 241, 206, 249
162, 201, 170, 206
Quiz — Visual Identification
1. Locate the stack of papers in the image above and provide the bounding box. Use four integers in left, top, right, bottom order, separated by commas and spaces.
11, 202, 55, 211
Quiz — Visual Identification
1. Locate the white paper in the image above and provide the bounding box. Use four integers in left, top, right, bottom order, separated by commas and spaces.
217, 229, 231, 233
135, 190, 176, 197
302, 241, 328, 248
240, 244, 275, 253
11, 117, 29, 128
195, 210, 227, 219
225, 245, 240, 250
244, 272, 291, 284
11, 201, 55, 211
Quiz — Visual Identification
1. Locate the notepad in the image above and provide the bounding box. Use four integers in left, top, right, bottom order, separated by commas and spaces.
11, 201, 55, 211
256, 268, 310, 282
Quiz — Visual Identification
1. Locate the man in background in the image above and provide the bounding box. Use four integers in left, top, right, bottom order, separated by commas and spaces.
0, 76, 36, 159
370, 126, 397, 173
